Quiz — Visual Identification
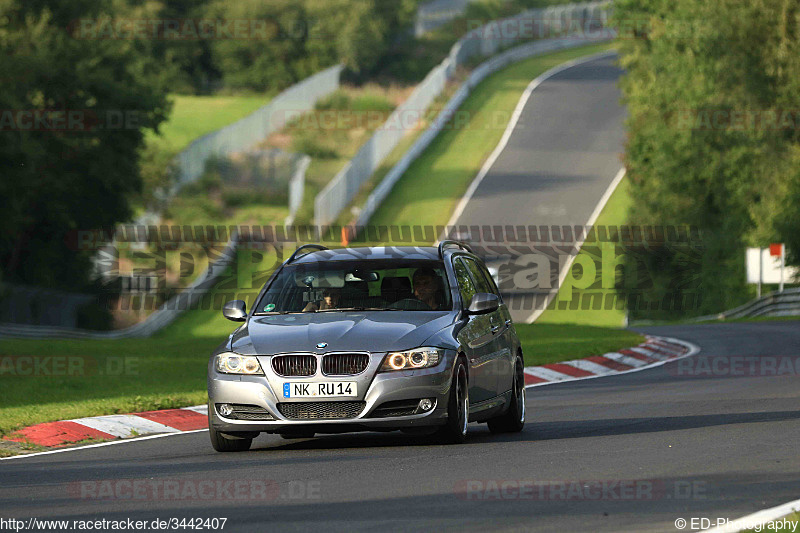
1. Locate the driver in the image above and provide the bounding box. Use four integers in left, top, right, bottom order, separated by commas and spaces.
411, 268, 442, 310
303, 288, 341, 312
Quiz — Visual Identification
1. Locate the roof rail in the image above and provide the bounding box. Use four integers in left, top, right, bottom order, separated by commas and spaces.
438, 240, 473, 258
287, 244, 329, 263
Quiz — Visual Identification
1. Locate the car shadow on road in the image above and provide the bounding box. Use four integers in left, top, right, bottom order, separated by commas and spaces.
255, 409, 800, 451
530, 409, 800, 441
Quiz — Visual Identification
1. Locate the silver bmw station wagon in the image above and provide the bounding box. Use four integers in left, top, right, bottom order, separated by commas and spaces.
207, 241, 525, 452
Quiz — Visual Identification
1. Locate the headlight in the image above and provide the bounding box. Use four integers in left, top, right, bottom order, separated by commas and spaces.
215, 353, 264, 375
380, 348, 443, 372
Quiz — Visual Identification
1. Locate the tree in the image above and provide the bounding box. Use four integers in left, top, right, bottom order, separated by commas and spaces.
614, 0, 800, 318
0, 0, 170, 290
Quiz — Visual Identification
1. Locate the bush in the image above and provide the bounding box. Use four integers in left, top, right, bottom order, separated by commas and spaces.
316, 90, 352, 111
291, 134, 339, 159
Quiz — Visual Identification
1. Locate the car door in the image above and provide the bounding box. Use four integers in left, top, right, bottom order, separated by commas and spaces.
462, 257, 511, 398
452, 257, 495, 404
470, 258, 516, 396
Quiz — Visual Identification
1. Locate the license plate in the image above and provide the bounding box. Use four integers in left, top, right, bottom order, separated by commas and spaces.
282, 381, 357, 398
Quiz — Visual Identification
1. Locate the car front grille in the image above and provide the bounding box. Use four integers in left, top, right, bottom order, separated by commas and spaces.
277, 401, 366, 420
272, 354, 317, 377
322, 353, 370, 376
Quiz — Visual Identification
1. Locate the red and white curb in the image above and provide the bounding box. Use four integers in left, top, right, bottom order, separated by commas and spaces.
4, 405, 208, 448
3, 335, 698, 451
523, 335, 698, 387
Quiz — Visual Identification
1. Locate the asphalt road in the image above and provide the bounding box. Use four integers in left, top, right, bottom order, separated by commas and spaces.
448, 52, 627, 323
2, 320, 799, 532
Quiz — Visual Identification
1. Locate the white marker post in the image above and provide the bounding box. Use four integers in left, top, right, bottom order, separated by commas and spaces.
770, 243, 785, 293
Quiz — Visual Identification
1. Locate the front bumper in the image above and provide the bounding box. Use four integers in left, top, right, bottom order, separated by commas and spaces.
207, 350, 455, 434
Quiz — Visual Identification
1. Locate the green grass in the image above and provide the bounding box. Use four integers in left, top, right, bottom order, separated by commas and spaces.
0, 337, 215, 437
147, 94, 272, 157
516, 323, 645, 367
367, 42, 616, 230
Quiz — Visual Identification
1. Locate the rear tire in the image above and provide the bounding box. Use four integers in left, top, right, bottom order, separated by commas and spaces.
433, 357, 469, 444
487, 356, 525, 434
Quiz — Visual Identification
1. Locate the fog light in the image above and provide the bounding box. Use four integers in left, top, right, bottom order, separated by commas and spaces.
218, 403, 234, 417
418, 399, 434, 412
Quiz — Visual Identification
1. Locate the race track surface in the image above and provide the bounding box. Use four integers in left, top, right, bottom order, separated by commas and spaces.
3, 320, 799, 532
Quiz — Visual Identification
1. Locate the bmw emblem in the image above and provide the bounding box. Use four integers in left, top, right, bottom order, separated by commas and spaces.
316, 342, 328, 349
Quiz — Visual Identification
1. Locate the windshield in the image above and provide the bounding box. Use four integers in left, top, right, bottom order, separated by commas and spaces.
254, 260, 452, 313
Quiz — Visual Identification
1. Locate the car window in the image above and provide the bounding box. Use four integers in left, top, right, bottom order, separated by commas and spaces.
477, 263, 501, 297
254, 259, 452, 313
463, 258, 492, 294
453, 258, 476, 308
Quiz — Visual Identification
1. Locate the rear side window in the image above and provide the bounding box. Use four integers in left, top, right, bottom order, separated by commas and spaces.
453, 259, 476, 308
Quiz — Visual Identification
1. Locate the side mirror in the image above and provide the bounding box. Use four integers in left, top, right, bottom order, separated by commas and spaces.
466, 293, 499, 315
222, 300, 247, 322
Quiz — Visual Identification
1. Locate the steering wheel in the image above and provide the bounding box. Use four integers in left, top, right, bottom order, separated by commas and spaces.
389, 298, 432, 311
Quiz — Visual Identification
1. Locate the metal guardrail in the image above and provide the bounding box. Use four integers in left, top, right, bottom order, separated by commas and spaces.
690, 288, 800, 322
173, 65, 342, 189
313, 1, 611, 228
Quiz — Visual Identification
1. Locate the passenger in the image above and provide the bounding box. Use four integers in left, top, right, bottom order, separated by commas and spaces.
303, 288, 341, 312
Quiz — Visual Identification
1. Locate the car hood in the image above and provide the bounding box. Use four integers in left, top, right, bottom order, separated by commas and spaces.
230, 311, 454, 355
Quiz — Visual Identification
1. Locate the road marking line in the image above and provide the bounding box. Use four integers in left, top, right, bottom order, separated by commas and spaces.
442, 50, 619, 238
706, 498, 800, 533
524, 166, 626, 324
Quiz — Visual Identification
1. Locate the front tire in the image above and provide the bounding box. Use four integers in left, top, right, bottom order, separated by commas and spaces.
208, 405, 253, 452
434, 357, 469, 444
487, 356, 525, 434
